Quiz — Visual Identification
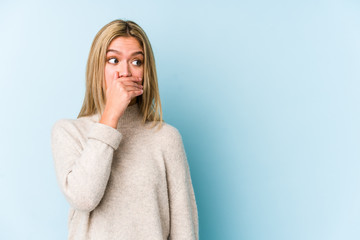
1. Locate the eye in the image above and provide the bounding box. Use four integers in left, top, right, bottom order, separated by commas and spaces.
108, 57, 118, 64
132, 59, 142, 66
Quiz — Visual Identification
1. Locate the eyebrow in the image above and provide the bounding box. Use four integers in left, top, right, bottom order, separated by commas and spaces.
106, 49, 144, 56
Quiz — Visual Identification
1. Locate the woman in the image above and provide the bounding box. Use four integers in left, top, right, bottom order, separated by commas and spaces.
51, 19, 199, 240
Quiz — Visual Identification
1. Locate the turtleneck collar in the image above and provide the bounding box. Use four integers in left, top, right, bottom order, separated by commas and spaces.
90, 103, 143, 129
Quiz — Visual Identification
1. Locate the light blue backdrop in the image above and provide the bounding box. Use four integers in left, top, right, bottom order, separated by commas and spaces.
1, 0, 359, 239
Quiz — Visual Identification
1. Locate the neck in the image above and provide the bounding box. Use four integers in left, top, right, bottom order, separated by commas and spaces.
117, 103, 143, 128
92, 103, 143, 128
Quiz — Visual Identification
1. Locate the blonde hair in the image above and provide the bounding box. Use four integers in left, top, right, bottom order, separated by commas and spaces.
77, 19, 163, 129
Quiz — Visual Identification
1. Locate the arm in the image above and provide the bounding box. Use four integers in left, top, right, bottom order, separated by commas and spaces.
166, 128, 199, 240
51, 119, 122, 212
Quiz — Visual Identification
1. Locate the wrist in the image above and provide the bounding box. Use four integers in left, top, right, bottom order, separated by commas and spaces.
99, 109, 120, 129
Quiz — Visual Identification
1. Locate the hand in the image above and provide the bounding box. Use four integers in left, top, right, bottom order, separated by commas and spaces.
100, 72, 143, 128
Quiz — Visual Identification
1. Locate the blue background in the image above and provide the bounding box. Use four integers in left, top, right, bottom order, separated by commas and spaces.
1, 0, 359, 239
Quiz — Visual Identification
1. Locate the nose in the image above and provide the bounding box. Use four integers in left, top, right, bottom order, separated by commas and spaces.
118, 61, 132, 78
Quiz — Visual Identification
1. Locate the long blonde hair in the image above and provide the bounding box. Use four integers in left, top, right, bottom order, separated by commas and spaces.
77, 19, 163, 129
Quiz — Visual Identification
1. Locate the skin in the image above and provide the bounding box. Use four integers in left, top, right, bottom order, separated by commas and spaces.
99, 36, 144, 129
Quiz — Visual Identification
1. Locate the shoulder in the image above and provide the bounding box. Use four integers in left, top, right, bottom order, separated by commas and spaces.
147, 121, 182, 141
51, 114, 98, 139
145, 121, 185, 152
51, 115, 99, 152
51, 118, 75, 136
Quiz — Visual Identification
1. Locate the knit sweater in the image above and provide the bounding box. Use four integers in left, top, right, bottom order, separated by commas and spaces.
50, 103, 199, 240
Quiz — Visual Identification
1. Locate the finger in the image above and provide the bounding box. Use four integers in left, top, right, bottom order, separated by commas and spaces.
120, 79, 143, 88
124, 86, 144, 92
122, 81, 143, 88
113, 71, 119, 81
129, 89, 144, 98
118, 76, 142, 82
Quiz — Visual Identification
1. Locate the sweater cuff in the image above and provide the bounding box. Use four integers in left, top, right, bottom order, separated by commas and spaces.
87, 122, 122, 150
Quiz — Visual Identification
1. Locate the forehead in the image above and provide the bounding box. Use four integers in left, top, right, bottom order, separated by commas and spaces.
107, 36, 142, 51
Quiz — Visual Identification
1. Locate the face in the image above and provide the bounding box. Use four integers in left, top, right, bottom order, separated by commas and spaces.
104, 36, 144, 91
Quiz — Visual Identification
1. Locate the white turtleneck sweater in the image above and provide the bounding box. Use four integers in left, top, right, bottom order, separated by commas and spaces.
50, 103, 199, 240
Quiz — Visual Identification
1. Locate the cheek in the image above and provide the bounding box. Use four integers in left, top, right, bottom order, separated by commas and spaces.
132, 66, 144, 77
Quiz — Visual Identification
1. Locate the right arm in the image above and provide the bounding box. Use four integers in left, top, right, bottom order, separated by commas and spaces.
51, 71, 143, 212
51, 120, 122, 212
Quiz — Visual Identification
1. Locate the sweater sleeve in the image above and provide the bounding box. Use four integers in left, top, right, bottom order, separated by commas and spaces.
166, 128, 199, 240
51, 119, 122, 212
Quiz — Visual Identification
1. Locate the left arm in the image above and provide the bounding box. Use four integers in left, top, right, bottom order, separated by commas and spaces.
165, 128, 199, 240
